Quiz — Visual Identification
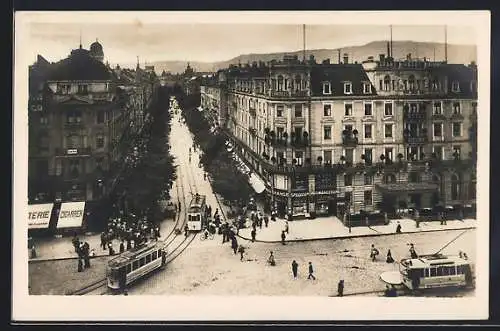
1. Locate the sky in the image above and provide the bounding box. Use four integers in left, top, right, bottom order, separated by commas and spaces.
24, 21, 477, 67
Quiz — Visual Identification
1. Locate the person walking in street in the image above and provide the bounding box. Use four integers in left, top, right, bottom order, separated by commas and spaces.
370, 244, 379, 262
386, 249, 395, 263
264, 216, 269, 228
100, 232, 107, 250
184, 224, 189, 237
238, 245, 245, 261
77, 258, 83, 272
409, 243, 418, 259
285, 221, 289, 234
268, 251, 276, 266
395, 222, 402, 234
281, 231, 286, 245
251, 228, 256, 242
307, 262, 316, 280
231, 239, 238, 255
337, 280, 344, 297
291, 260, 298, 279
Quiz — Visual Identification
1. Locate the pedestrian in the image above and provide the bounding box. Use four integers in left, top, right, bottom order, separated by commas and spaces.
251, 228, 256, 242
307, 262, 316, 280
184, 224, 189, 237
238, 245, 245, 261
291, 260, 298, 279
264, 216, 269, 228
409, 243, 418, 259
370, 244, 379, 262
285, 221, 289, 234
108, 242, 115, 256
83, 242, 91, 268
271, 215, 276, 222
231, 239, 238, 255
120, 241, 125, 253
77, 258, 83, 272
395, 222, 401, 234
268, 251, 276, 266
259, 217, 263, 229
337, 280, 344, 297
386, 249, 395, 263
100, 232, 107, 250
281, 231, 286, 245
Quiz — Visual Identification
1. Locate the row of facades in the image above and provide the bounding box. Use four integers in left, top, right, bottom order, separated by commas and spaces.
200, 51, 478, 217
28, 41, 158, 218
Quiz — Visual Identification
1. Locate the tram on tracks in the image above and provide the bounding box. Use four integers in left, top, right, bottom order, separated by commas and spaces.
187, 193, 207, 231
106, 241, 167, 291
380, 253, 474, 292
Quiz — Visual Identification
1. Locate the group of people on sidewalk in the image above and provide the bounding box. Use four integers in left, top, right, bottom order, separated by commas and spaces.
72, 234, 95, 272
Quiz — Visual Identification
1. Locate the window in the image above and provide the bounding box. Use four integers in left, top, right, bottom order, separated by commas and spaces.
384, 124, 393, 138
433, 146, 444, 160
77, 84, 88, 94
364, 190, 373, 205
433, 123, 443, 138
364, 124, 372, 139
364, 174, 373, 185
323, 150, 332, 164
384, 147, 394, 161
363, 83, 372, 94
295, 151, 304, 166
40, 116, 49, 125
344, 149, 354, 164
408, 75, 415, 90
451, 81, 460, 93
344, 103, 353, 116
323, 82, 331, 95
384, 75, 391, 91
277, 75, 284, 91
276, 105, 284, 117
452, 122, 462, 137
146, 255, 152, 263
139, 258, 145, 267
323, 126, 332, 140
126, 264, 132, 274
453, 102, 461, 115
364, 103, 372, 116
364, 148, 373, 163
96, 135, 105, 149
66, 110, 82, 124
344, 82, 352, 94
294, 104, 302, 117
379, 80, 383, 90
433, 102, 442, 115
97, 111, 105, 124
384, 102, 393, 116
323, 104, 332, 117
152, 251, 158, 260
344, 174, 353, 186
132, 261, 139, 270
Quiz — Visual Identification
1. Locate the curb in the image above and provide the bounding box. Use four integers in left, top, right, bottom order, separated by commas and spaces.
235, 226, 476, 244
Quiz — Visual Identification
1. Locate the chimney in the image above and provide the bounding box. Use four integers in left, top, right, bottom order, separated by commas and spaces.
343, 53, 349, 64
386, 41, 390, 58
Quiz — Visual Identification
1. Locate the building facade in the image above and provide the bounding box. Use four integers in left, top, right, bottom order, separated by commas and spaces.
200, 73, 228, 127
203, 52, 477, 220
28, 41, 157, 225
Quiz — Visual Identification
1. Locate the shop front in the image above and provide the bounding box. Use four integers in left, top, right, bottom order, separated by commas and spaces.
375, 182, 438, 216
55, 201, 87, 234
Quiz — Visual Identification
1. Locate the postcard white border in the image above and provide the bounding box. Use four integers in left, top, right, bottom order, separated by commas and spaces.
13, 10, 490, 321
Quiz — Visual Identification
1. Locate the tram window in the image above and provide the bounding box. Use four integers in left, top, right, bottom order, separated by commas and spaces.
152, 251, 158, 260
430, 267, 437, 277
436, 267, 444, 276
449, 267, 456, 275
126, 264, 132, 274
139, 258, 145, 267
424, 269, 430, 277
133, 261, 139, 270
456, 266, 463, 274
158, 249, 162, 257
442, 267, 450, 276
146, 255, 152, 264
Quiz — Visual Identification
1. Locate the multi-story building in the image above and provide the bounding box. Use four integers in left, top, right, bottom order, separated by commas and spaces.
28, 41, 157, 226
200, 72, 228, 127
206, 52, 477, 221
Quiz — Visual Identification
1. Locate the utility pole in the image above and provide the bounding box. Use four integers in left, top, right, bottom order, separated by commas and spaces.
302, 24, 306, 63
444, 25, 448, 63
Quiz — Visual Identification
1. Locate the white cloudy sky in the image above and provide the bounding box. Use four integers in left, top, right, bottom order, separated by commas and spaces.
19, 13, 478, 66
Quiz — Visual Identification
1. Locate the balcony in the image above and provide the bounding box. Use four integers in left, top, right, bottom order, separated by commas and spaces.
404, 136, 428, 144
291, 90, 309, 97
432, 113, 446, 121
342, 131, 359, 147
55, 147, 92, 157
269, 90, 290, 98
451, 113, 465, 120
404, 110, 426, 121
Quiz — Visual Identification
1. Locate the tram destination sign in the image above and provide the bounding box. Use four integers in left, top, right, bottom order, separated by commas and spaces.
56, 201, 86, 229
28, 203, 54, 229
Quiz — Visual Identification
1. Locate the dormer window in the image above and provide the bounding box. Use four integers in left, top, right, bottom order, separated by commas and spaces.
344, 82, 353, 94
363, 83, 372, 94
322, 82, 332, 95
451, 81, 460, 93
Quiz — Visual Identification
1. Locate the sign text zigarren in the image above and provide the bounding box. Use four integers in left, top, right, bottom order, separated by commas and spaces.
59, 210, 83, 218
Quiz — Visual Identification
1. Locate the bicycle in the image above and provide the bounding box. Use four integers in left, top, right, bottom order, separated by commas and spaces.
199, 231, 215, 241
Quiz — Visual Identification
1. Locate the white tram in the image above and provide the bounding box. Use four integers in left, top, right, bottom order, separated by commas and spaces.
106, 241, 167, 291
398, 253, 474, 290
187, 194, 207, 231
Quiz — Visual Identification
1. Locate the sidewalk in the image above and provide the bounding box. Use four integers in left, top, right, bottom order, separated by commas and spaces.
235, 215, 476, 243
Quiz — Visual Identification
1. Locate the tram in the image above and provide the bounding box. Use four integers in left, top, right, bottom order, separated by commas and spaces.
106, 241, 167, 291
187, 194, 207, 231
380, 253, 474, 291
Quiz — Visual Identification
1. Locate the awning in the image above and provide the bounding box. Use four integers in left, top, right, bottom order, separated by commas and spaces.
376, 182, 438, 194
249, 173, 266, 194
56, 201, 86, 229
28, 203, 54, 230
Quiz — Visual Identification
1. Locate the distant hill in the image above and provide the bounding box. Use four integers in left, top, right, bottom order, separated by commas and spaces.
128, 40, 477, 75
